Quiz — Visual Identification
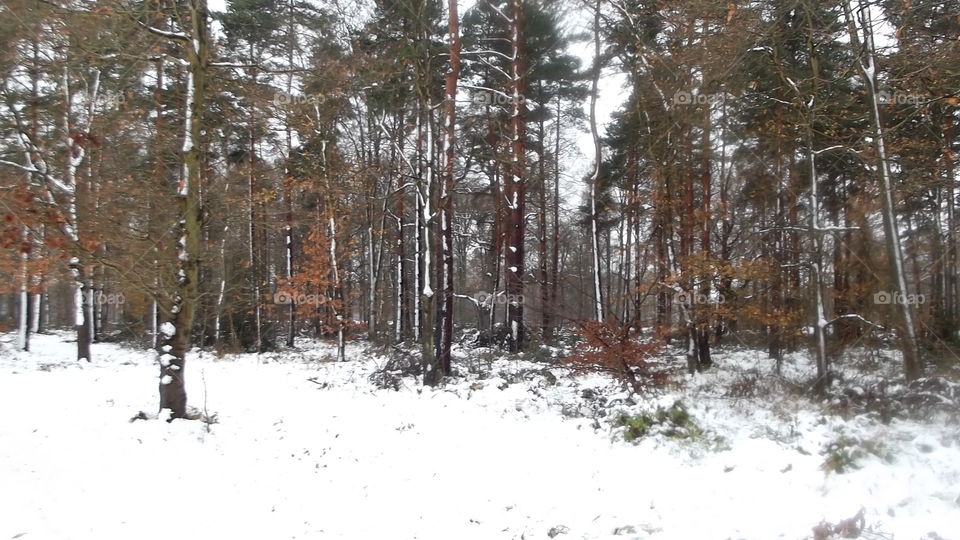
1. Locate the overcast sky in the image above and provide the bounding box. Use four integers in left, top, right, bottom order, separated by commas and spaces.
206, 0, 626, 207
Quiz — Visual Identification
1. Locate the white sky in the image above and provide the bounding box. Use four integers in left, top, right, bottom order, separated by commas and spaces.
206, 0, 625, 206
564, 6, 627, 199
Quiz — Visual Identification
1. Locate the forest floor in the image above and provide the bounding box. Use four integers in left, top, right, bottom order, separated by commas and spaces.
0, 332, 958, 540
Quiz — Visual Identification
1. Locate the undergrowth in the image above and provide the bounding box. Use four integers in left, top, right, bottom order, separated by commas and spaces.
615, 401, 727, 452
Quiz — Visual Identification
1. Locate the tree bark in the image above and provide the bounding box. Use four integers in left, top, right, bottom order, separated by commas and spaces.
588, 0, 604, 324
504, 0, 527, 351
435, 0, 461, 381
548, 93, 561, 340
158, 0, 208, 419
843, 0, 921, 379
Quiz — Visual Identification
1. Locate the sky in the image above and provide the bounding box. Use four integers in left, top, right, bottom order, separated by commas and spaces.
205, 0, 626, 205
565, 5, 628, 194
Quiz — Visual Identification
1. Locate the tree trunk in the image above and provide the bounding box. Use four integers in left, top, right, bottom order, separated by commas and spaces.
697, 75, 713, 371
248, 75, 262, 353
537, 101, 549, 339
413, 106, 423, 343
18, 227, 30, 352
588, 0, 604, 325
488, 112, 502, 335
434, 0, 460, 382
420, 100, 437, 375
844, 0, 921, 379
158, 0, 208, 419
548, 94, 561, 340
504, 0, 527, 351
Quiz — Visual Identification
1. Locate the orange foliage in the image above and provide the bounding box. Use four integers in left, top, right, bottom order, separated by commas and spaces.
566, 321, 668, 392
273, 223, 361, 337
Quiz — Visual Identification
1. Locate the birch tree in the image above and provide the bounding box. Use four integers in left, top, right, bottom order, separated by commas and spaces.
843, 0, 922, 379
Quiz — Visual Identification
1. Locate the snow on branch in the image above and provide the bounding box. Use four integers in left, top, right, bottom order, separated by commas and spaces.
136, 21, 189, 42
461, 49, 515, 62
826, 313, 882, 330
483, 0, 514, 24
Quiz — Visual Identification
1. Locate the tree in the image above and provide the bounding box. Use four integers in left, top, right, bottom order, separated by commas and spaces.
139, 0, 209, 419
843, 0, 922, 379
424, 0, 461, 384
587, 0, 604, 325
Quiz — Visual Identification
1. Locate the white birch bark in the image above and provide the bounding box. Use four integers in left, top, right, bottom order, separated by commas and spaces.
844, 0, 922, 377
589, 0, 604, 324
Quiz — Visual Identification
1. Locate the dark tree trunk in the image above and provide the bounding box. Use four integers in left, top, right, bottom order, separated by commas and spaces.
158, 0, 208, 419
428, 0, 460, 384
504, 0, 526, 352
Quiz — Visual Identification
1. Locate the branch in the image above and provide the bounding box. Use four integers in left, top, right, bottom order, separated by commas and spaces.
826, 313, 882, 330
0, 159, 39, 176
461, 49, 514, 62
483, 0, 513, 24
136, 21, 189, 42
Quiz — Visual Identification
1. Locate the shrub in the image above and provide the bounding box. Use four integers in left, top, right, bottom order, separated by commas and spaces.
616, 411, 655, 442
821, 434, 894, 473
616, 401, 705, 443
566, 321, 667, 392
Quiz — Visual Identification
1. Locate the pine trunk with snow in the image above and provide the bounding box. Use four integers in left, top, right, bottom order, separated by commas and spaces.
283, 175, 295, 348
419, 101, 437, 377
504, 0, 526, 352
427, 0, 461, 385
413, 106, 424, 344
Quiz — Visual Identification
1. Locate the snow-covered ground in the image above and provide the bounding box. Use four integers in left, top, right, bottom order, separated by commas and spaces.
1, 332, 957, 539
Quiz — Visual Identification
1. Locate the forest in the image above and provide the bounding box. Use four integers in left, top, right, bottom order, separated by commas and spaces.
1, 0, 959, 538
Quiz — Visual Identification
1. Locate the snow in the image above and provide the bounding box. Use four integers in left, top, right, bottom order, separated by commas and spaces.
73, 283, 84, 326
179, 69, 195, 197
140, 24, 187, 41
0, 332, 958, 539
159, 322, 176, 337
